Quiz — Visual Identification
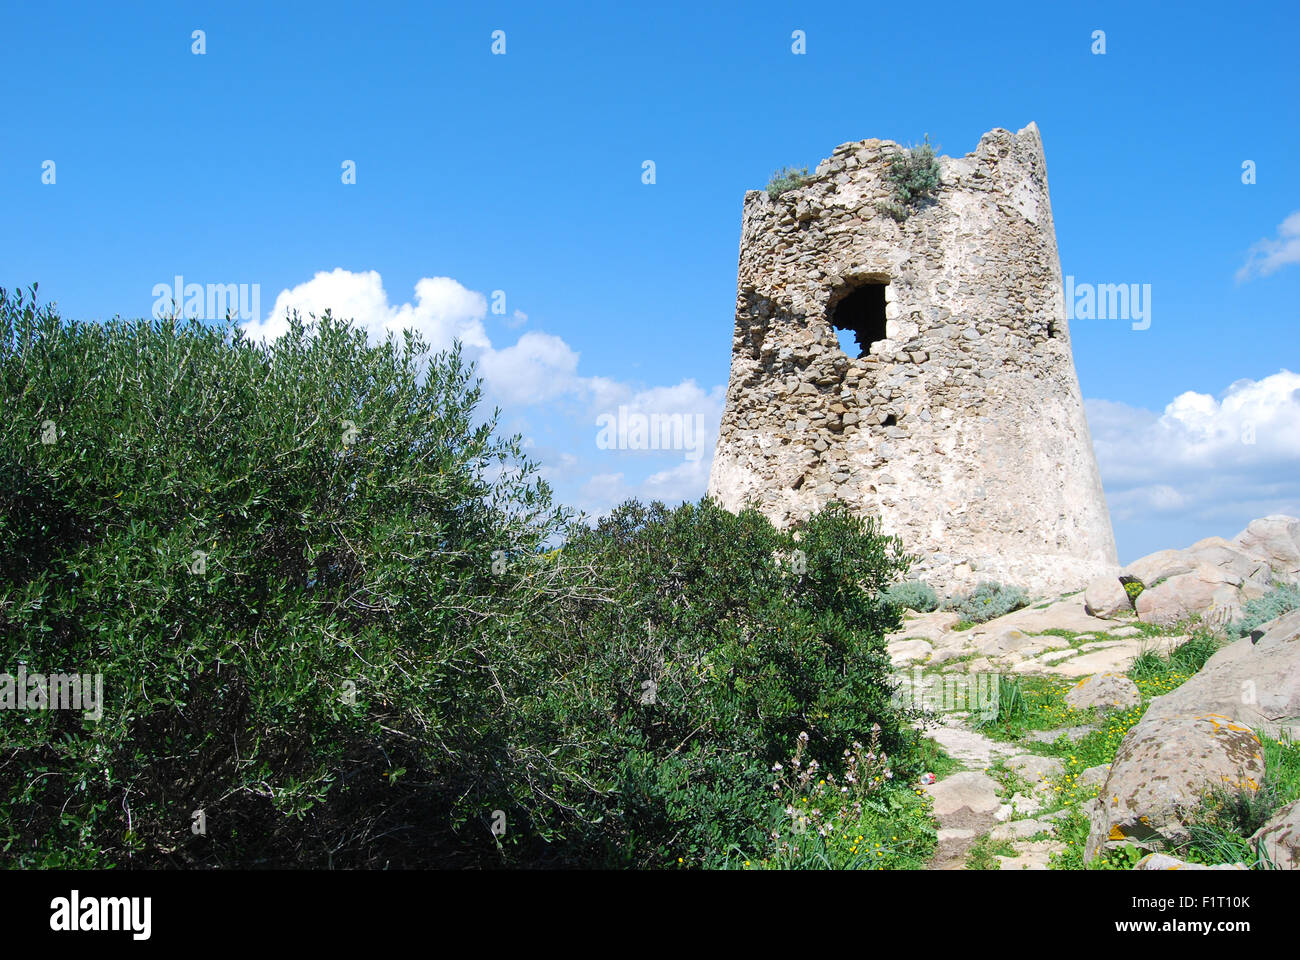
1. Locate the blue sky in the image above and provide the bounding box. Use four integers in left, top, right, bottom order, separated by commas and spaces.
3, 0, 1298, 564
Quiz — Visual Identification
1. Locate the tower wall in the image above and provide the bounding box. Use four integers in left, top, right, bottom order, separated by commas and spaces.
706, 123, 1119, 594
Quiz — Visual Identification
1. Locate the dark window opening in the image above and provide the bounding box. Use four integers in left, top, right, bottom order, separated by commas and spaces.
1047, 319, 1057, 339
882, 413, 897, 427
831, 283, 888, 358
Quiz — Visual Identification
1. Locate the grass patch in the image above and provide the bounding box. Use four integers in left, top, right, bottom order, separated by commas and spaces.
1263, 732, 1300, 804
965, 834, 1015, 870
1127, 631, 1221, 694
969, 676, 1092, 742
1047, 806, 1090, 869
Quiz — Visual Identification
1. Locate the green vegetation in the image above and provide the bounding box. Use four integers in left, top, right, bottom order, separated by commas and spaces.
1231, 583, 1300, 636
1043, 630, 1296, 870
884, 579, 939, 613
0, 286, 934, 869
1173, 734, 1300, 869
1127, 631, 1221, 685
733, 728, 938, 870
766, 165, 809, 199
1124, 580, 1144, 604
968, 674, 1087, 741
946, 581, 1030, 623
964, 833, 1016, 870
878, 135, 942, 221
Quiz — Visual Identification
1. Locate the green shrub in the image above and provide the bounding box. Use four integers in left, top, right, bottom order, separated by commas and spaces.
1231, 584, 1300, 637
1124, 580, 1144, 603
0, 286, 924, 870
0, 286, 574, 868
946, 581, 1029, 623
884, 579, 939, 612
534, 498, 916, 866
877, 135, 941, 220
766, 165, 809, 199
0, 283, 925, 868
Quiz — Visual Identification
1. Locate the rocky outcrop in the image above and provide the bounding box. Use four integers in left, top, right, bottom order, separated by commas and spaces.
924, 772, 1004, 870
1065, 673, 1141, 713
1140, 608, 1300, 740
1085, 714, 1266, 861
1084, 575, 1131, 618
1134, 568, 1242, 627
1234, 515, 1300, 578
1251, 799, 1300, 869
1085, 515, 1300, 629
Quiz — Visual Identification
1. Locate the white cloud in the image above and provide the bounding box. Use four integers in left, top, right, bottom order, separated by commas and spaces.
643, 456, 714, 502
242, 268, 726, 520
245, 269, 490, 351
477, 331, 581, 406
580, 472, 629, 508
1236, 210, 1300, 281
1088, 370, 1300, 556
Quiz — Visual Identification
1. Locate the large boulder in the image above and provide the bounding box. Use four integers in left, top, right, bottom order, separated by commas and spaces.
1066, 672, 1142, 713
1251, 799, 1300, 869
1234, 515, 1300, 578
1085, 575, 1131, 619
1185, 539, 1274, 599
1140, 608, 1300, 740
1124, 549, 1196, 587
1135, 566, 1242, 627
1085, 713, 1266, 861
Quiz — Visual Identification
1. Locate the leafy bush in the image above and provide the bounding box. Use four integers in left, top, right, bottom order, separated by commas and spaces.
0, 287, 921, 870
1231, 583, 1300, 637
946, 581, 1029, 623
878, 135, 941, 220
0, 285, 578, 868
766, 165, 809, 199
884, 579, 939, 612
532, 498, 917, 866
1124, 580, 1144, 604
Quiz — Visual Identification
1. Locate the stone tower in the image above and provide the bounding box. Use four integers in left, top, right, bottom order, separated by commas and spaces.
707, 123, 1118, 594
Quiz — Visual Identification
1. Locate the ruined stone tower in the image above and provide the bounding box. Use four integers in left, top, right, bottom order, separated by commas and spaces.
707, 123, 1118, 594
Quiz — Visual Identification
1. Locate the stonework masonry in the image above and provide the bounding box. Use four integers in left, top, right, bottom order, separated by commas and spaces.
706, 123, 1119, 594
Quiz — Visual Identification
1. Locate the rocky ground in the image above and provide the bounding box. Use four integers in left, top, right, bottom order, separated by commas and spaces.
889, 515, 1300, 870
